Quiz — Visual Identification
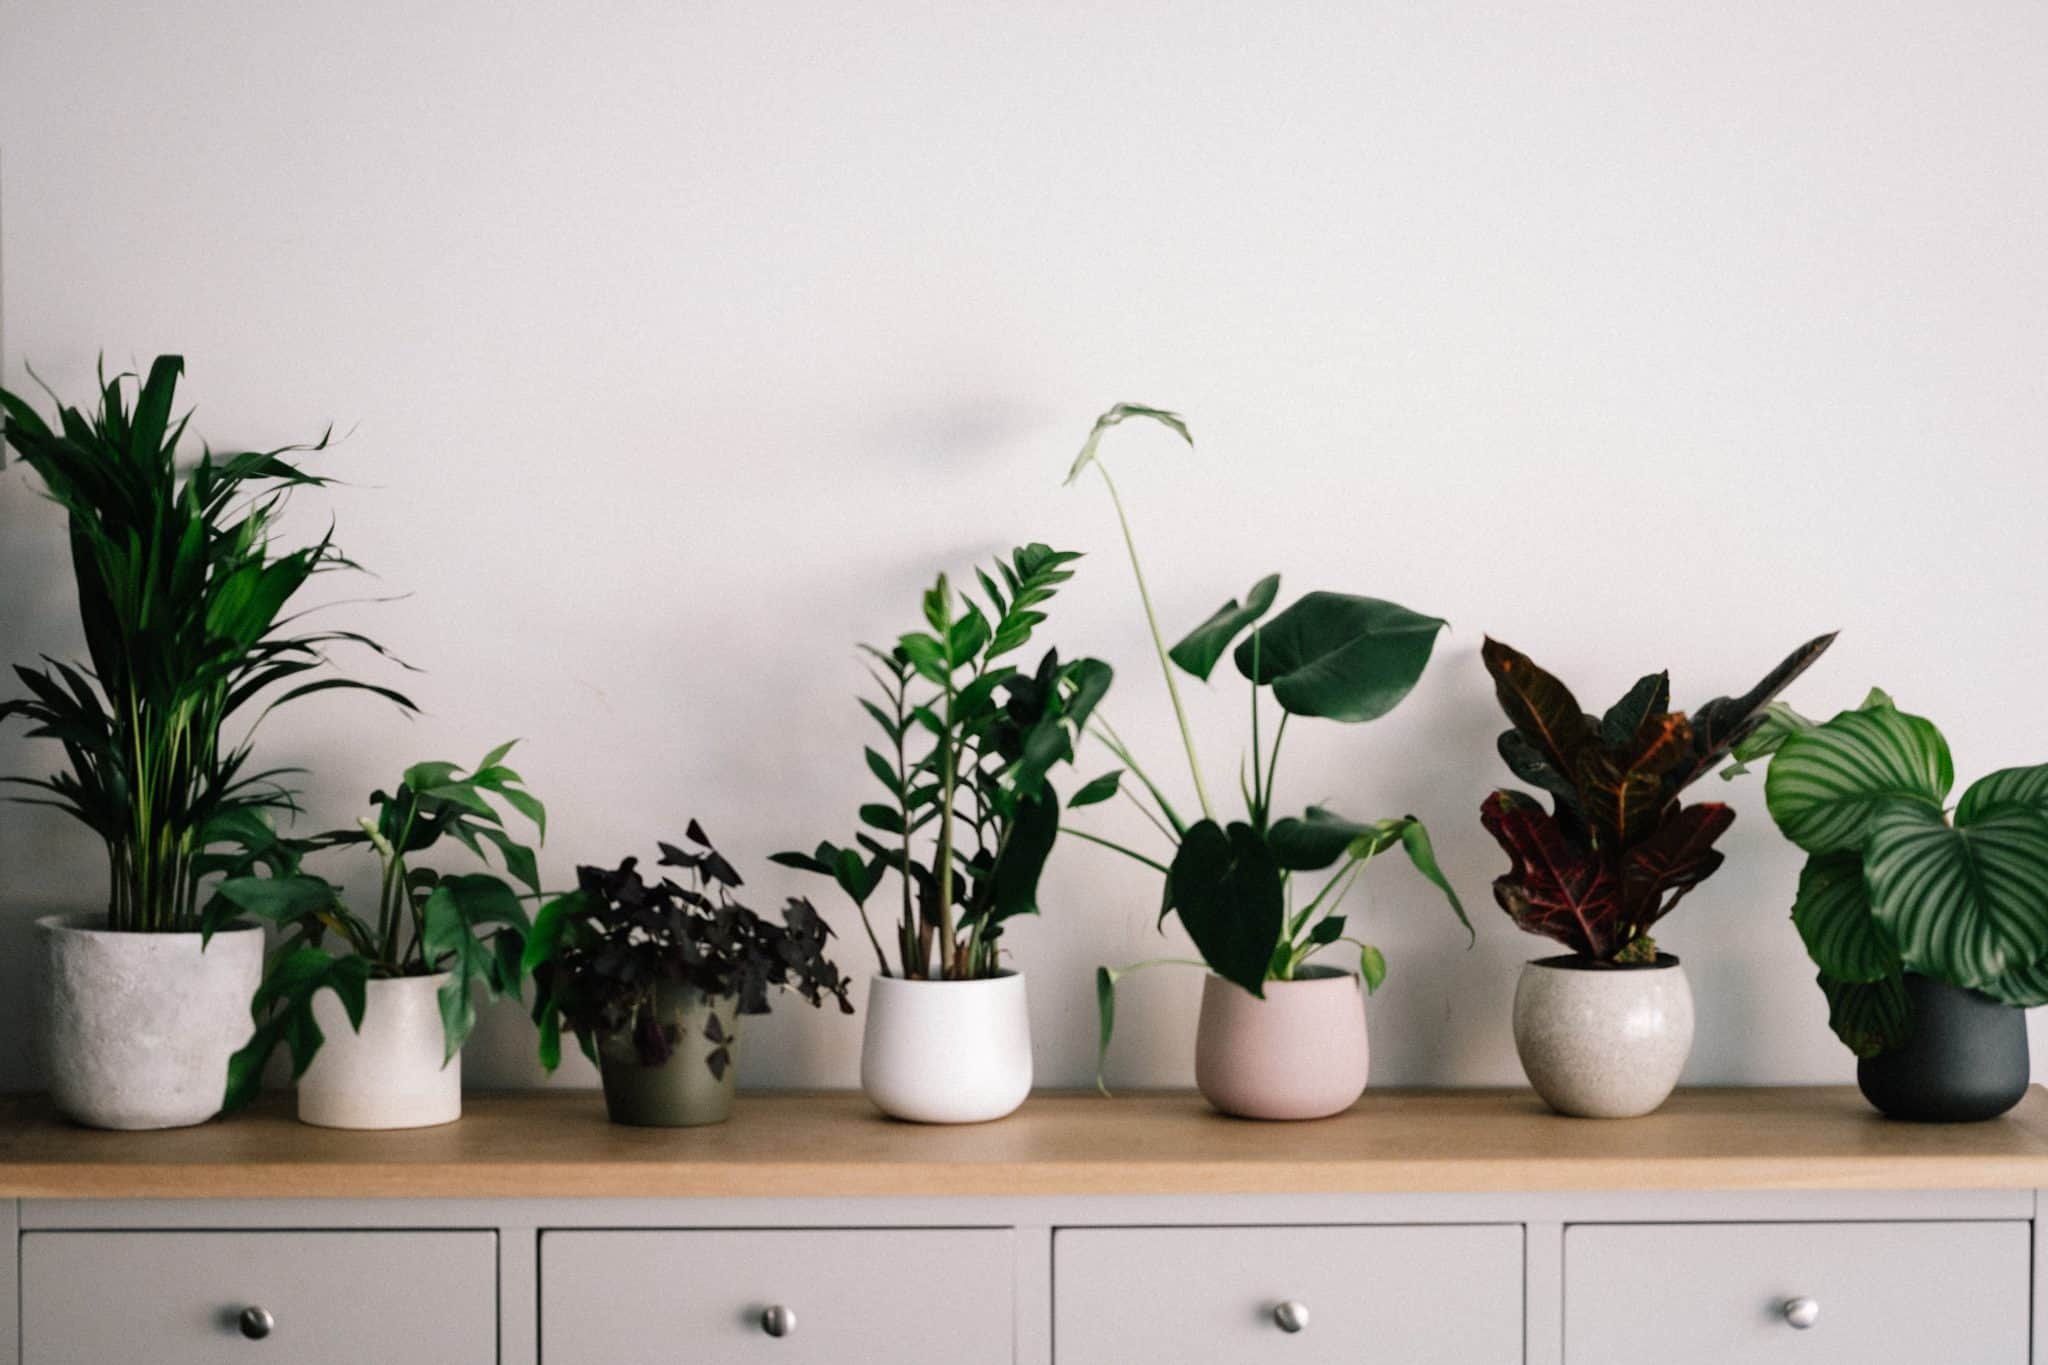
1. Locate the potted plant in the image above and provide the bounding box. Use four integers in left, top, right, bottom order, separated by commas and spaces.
211, 744, 543, 1128
0, 357, 412, 1129
775, 543, 1112, 1123
1069, 404, 1471, 1121
526, 823, 853, 1127
1479, 633, 1834, 1117
1729, 690, 2048, 1121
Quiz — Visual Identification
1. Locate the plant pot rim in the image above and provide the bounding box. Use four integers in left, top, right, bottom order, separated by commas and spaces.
35, 911, 262, 939
363, 969, 452, 987
1208, 964, 1360, 989
868, 969, 1022, 986
1526, 951, 1683, 971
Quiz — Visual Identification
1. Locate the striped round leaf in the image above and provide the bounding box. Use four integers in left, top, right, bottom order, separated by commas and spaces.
1764, 705, 1952, 853
1957, 764, 2048, 825
1817, 970, 1912, 1059
1790, 852, 1898, 983
1984, 954, 2048, 1009
1865, 799, 2048, 989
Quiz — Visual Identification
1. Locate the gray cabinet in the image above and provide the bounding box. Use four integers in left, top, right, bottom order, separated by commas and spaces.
1564, 1221, 2032, 1364
18, 1230, 496, 1365
1054, 1224, 1523, 1365
539, 1228, 1015, 1364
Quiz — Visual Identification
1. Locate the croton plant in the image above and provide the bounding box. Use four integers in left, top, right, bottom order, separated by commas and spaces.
1479, 634, 1835, 964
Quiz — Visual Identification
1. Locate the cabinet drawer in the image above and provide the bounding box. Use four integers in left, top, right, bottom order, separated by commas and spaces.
19, 1230, 496, 1365
1565, 1221, 2030, 1364
540, 1228, 1013, 1364
1054, 1224, 1522, 1365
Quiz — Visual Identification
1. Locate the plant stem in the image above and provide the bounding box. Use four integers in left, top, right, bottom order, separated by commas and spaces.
1090, 716, 1185, 837
1263, 712, 1291, 819
1061, 826, 1172, 875
1091, 463, 1214, 823
933, 669, 960, 980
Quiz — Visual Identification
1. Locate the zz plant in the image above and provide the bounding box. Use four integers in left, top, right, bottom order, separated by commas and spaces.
212, 743, 544, 1110
526, 822, 853, 1076
775, 544, 1113, 980
1731, 691, 2048, 1056
1067, 404, 1471, 1077
1479, 634, 1835, 962
0, 357, 411, 933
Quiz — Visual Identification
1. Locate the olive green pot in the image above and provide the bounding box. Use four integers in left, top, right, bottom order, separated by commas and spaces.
595, 986, 740, 1127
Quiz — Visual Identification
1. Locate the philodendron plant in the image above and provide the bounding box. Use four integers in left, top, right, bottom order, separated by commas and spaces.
0, 357, 412, 933
1480, 634, 1836, 963
212, 743, 544, 1110
1067, 404, 1471, 1077
775, 544, 1113, 981
1729, 692, 2048, 1056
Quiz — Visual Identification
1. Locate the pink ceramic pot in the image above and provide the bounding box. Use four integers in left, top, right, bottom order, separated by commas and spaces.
1194, 968, 1370, 1120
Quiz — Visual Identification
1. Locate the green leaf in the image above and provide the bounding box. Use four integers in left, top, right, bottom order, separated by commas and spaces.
1957, 765, 2048, 825
990, 789, 1058, 921
1865, 799, 2048, 989
1719, 702, 1815, 779
1358, 943, 1388, 994
1094, 965, 1118, 1095
1165, 820, 1285, 997
1818, 970, 1912, 1058
521, 891, 584, 976
864, 747, 903, 796
1790, 851, 1899, 983
216, 874, 339, 925
1268, 807, 1406, 871
1235, 592, 1447, 723
1983, 954, 2048, 1009
1397, 819, 1473, 944
1599, 672, 1670, 749
1168, 575, 1280, 681
1765, 704, 1953, 853
1069, 770, 1123, 808
859, 802, 905, 835
1063, 402, 1192, 485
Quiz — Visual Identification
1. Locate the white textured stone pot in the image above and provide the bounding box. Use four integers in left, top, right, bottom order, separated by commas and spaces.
861, 971, 1032, 1124
37, 913, 264, 1130
1194, 968, 1370, 1121
298, 973, 461, 1130
1513, 954, 1694, 1118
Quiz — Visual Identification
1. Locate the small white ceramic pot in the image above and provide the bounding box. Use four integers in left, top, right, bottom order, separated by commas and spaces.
1194, 968, 1370, 1120
1513, 954, 1694, 1119
298, 973, 461, 1130
37, 913, 265, 1130
861, 971, 1032, 1124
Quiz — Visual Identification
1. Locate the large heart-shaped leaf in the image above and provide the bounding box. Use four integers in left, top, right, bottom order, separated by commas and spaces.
1865, 799, 2048, 989
1957, 764, 2048, 825
1170, 575, 1280, 681
1164, 819, 1284, 996
1479, 790, 1621, 958
1765, 704, 1952, 853
1235, 593, 1446, 722
1817, 969, 1911, 1058
1790, 851, 1898, 983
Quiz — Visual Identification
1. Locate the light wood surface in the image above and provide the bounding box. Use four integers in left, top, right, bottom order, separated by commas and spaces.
5, 1087, 2048, 1200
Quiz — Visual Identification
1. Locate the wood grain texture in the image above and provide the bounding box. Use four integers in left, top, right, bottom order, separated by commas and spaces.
5, 1087, 2048, 1200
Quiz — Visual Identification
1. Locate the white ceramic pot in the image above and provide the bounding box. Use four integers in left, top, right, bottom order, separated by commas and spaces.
297, 973, 461, 1130
37, 913, 264, 1130
1513, 954, 1694, 1119
861, 972, 1032, 1124
1194, 968, 1370, 1120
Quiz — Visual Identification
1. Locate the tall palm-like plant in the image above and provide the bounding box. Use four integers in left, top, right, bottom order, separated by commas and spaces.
0, 356, 412, 933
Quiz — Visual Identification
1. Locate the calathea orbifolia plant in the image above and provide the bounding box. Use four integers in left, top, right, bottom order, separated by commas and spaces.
775, 544, 1113, 980
1065, 404, 1471, 1078
1479, 634, 1835, 963
1728, 692, 2048, 1056
525, 822, 853, 1076
0, 357, 412, 933
211, 743, 543, 1110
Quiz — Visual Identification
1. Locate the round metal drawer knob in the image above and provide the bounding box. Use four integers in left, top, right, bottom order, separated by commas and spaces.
1782, 1297, 1820, 1330
1273, 1300, 1311, 1333
760, 1304, 797, 1338
238, 1306, 275, 1341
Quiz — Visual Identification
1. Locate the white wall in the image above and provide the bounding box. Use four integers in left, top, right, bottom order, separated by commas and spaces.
3, 1, 2045, 1095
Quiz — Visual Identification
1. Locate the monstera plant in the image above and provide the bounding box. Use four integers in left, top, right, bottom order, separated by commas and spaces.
1731, 692, 2048, 1059
1480, 634, 1837, 963
1066, 404, 1470, 1111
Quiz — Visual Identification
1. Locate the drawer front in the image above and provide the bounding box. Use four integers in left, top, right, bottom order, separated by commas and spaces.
541, 1228, 1013, 1364
1054, 1224, 1523, 1365
20, 1230, 496, 1365
1565, 1221, 2030, 1364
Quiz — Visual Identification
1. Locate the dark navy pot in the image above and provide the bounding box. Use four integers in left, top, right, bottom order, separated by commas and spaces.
1857, 974, 2029, 1123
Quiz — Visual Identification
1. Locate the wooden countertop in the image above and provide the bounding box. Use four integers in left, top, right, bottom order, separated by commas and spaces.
5, 1087, 2048, 1200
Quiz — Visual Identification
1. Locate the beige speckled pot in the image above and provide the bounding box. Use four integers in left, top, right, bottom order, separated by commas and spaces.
1194, 968, 1369, 1121
1513, 954, 1693, 1118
